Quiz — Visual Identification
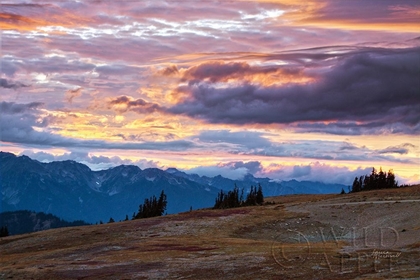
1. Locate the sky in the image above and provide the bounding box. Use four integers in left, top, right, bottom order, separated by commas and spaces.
1, 0, 419, 185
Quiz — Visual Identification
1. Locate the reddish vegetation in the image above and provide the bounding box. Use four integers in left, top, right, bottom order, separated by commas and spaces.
0, 185, 419, 279
144, 244, 218, 252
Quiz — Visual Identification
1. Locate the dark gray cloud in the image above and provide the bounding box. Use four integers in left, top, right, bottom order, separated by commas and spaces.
168, 47, 420, 135
108, 96, 162, 114
221, 161, 263, 174
378, 143, 416, 155
0, 78, 30, 89
0, 101, 43, 114
294, 121, 420, 135
290, 165, 312, 178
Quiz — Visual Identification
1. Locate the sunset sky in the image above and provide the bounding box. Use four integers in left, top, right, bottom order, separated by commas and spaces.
1, 0, 419, 184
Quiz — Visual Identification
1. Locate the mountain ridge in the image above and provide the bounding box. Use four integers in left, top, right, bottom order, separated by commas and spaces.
0, 152, 346, 223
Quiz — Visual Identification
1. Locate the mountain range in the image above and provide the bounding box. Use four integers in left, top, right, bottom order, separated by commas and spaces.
0, 152, 346, 223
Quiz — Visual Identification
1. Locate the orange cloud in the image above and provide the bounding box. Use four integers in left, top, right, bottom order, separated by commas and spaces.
0, 13, 46, 31
277, 1, 420, 32
0, 4, 92, 32
296, 19, 420, 33
162, 61, 313, 87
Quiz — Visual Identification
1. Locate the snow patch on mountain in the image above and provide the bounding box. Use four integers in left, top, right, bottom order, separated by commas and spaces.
146, 176, 156, 182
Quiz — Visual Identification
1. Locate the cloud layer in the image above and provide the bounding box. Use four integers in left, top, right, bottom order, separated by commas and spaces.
168, 48, 420, 134
1, 0, 419, 184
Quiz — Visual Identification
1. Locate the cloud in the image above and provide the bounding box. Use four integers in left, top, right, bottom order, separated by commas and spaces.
1, 55, 95, 75
186, 165, 249, 180
0, 101, 43, 114
290, 165, 312, 178
299, 0, 420, 31
191, 130, 414, 163
180, 61, 282, 84
108, 96, 163, 114
0, 3, 92, 31
0, 78, 30, 89
220, 161, 263, 174
1, 103, 412, 165
168, 47, 420, 134
65, 87, 83, 103
294, 121, 420, 135
183, 160, 386, 185
0, 101, 194, 151
262, 162, 373, 185
378, 143, 416, 154
187, 160, 263, 180
159, 65, 179, 76
196, 130, 272, 150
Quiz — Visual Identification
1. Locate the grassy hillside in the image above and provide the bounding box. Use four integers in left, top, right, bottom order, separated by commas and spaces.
1, 185, 419, 279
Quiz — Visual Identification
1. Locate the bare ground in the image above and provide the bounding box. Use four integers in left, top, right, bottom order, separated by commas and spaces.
1, 185, 419, 279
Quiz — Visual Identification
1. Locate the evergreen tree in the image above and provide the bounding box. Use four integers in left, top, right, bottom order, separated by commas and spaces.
369, 167, 378, 190
386, 169, 397, 188
363, 175, 370, 191
359, 176, 364, 191
108, 217, 115, 223
351, 167, 398, 192
214, 184, 264, 209
157, 190, 167, 216
256, 184, 264, 205
214, 186, 242, 209
134, 190, 167, 219
378, 167, 386, 189
351, 177, 361, 192
245, 186, 256, 206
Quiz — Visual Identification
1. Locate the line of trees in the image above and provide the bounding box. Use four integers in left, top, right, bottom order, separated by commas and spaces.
351, 167, 398, 193
213, 185, 264, 209
133, 190, 167, 219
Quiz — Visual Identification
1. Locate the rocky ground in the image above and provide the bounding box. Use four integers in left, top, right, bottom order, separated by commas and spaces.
1, 185, 419, 279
